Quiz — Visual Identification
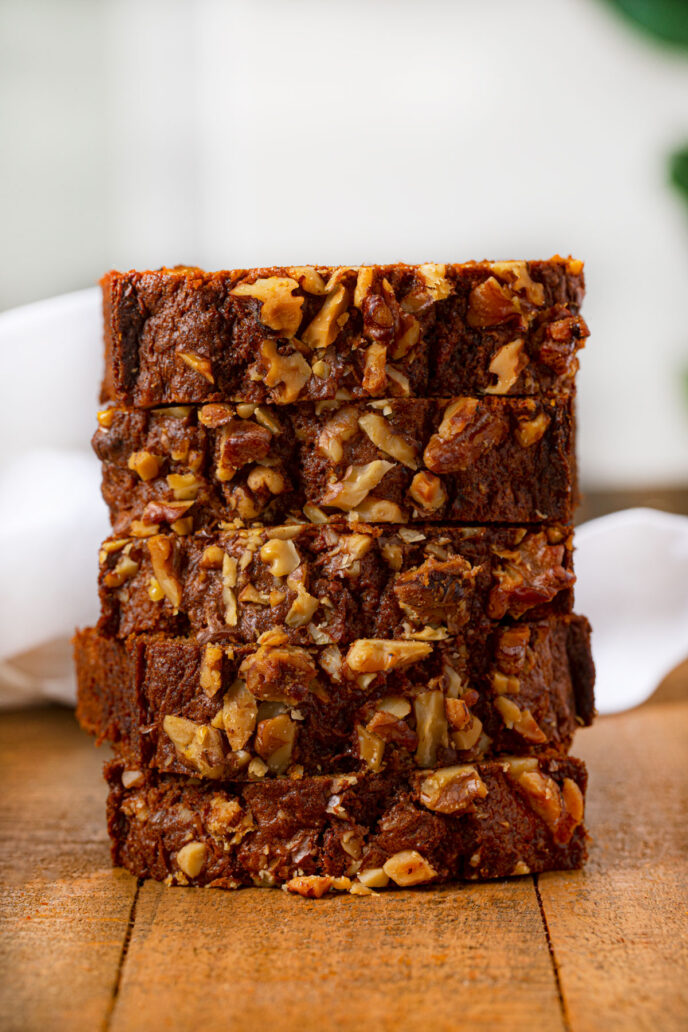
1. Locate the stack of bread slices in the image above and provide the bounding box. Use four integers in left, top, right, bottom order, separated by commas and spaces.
75, 259, 595, 896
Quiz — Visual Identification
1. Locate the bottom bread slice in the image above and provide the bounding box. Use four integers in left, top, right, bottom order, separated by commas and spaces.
107, 755, 587, 891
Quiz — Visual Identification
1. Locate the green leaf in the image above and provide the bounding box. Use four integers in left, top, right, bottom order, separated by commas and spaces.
669, 145, 688, 204
603, 0, 688, 48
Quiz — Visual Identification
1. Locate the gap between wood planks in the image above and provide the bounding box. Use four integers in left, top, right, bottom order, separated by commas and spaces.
535, 874, 572, 1032
102, 878, 142, 1032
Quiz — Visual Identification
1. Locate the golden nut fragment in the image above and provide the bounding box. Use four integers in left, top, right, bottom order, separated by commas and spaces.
317, 405, 360, 463
258, 339, 311, 403
302, 284, 349, 349
127, 450, 161, 482
259, 537, 301, 578
254, 713, 296, 773
178, 351, 215, 383
382, 850, 437, 887
200, 643, 224, 698
285, 875, 334, 898
358, 412, 418, 469
217, 679, 258, 751
420, 765, 488, 814
414, 690, 448, 768
103, 555, 139, 588
408, 471, 447, 512
485, 339, 528, 394
147, 535, 182, 609
515, 410, 550, 447
320, 460, 394, 511
232, 276, 304, 337
176, 841, 207, 879
345, 639, 432, 673
356, 724, 385, 772
163, 715, 226, 778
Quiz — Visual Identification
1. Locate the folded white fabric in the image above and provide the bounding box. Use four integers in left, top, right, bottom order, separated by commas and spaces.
1, 289, 687, 713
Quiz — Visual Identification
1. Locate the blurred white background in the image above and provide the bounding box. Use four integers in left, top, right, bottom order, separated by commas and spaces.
1, 0, 687, 488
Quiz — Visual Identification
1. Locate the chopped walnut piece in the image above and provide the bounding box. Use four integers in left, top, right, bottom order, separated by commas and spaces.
376, 696, 412, 719
515, 410, 550, 447
254, 713, 296, 773
302, 284, 348, 349
494, 696, 522, 728
247, 466, 286, 495
97, 408, 115, 429
240, 643, 316, 703
258, 339, 311, 403
418, 263, 452, 301
414, 690, 448, 767
120, 769, 144, 789
466, 276, 520, 328
103, 555, 139, 588
491, 671, 521, 695
354, 267, 375, 308
424, 397, 507, 474
222, 553, 238, 626
366, 710, 417, 749
178, 351, 215, 383
219, 418, 272, 467
127, 450, 161, 481
167, 472, 202, 501
356, 724, 385, 771
284, 584, 319, 628
218, 679, 258, 750
509, 766, 584, 844
346, 639, 432, 673
200, 644, 224, 697
248, 757, 268, 778
445, 697, 471, 730
320, 460, 394, 511
361, 342, 387, 393
488, 532, 574, 620
231, 276, 304, 337
513, 708, 548, 744
420, 764, 488, 814
201, 545, 225, 569
317, 406, 359, 462
176, 842, 207, 879
163, 716, 225, 778
357, 867, 390, 889
147, 536, 181, 609
408, 471, 447, 512
485, 339, 528, 394
382, 850, 437, 887
491, 261, 545, 306
285, 875, 334, 899
207, 797, 252, 839
495, 625, 531, 674
199, 403, 234, 427
511, 860, 531, 876
287, 267, 328, 295
451, 716, 483, 751
358, 412, 418, 469
352, 497, 406, 523
562, 777, 585, 825
259, 537, 301, 578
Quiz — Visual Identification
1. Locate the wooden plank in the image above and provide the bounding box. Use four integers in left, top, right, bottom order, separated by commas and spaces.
111, 869, 563, 1031
538, 702, 688, 1032
0, 707, 137, 1032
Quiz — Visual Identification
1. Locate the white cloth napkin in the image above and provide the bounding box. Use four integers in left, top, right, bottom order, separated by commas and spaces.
1, 289, 686, 713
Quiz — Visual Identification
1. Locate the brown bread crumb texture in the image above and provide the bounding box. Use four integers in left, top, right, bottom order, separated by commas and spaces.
75, 617, 594, 780
95, 394, 576, 530
106, 755, 588, 890
101, 259, 587, 406
97, 521, 575, 644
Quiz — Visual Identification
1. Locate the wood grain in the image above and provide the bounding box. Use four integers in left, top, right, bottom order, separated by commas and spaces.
0, 708, 136, 1032
111, 878, 564, 1032
539, 702, 688, 1032
1, 695, 687, 1032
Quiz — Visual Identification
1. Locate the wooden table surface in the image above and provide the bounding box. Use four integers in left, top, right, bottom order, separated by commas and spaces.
1, 669, 686, 1032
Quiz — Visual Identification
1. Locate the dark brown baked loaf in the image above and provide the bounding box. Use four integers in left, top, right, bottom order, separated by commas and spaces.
98, 522, 575, 643
106, 755, 588, 890
75, 617, 594, 779
101, 260, 588, 406
95, 394, 576, 530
